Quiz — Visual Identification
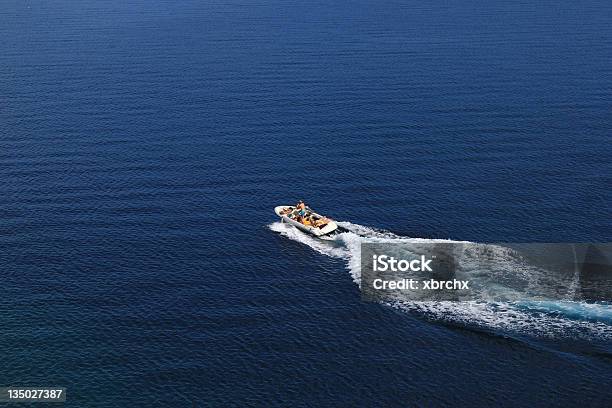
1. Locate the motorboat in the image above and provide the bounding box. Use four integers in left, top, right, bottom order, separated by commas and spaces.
274, 205, 339, 237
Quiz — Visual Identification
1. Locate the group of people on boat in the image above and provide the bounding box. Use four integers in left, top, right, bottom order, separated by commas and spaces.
280, 200, 330, 228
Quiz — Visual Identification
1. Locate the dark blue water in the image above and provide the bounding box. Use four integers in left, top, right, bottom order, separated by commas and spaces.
2, 0, 611, 406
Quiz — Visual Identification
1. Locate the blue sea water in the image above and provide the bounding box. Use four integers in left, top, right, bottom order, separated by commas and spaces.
1, 0, 612, 406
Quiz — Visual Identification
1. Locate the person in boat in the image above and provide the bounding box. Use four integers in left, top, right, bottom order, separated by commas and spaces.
296, 200, 307, 217
314, 216, 329, 228
280, 207, 293, 216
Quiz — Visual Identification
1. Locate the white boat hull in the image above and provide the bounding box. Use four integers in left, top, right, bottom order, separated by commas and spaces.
274, 205, 338, 237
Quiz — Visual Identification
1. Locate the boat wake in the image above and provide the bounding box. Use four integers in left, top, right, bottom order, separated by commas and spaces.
269, 221, 612, 341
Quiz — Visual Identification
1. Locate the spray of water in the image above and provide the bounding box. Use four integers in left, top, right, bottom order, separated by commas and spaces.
270, 220, 612, 340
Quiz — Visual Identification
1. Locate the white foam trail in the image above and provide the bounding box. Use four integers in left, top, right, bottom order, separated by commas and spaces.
269, 221, 612, 339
